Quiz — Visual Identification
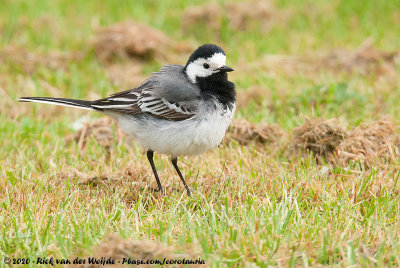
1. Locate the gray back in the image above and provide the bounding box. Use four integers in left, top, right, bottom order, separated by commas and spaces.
147, 65, 201, 102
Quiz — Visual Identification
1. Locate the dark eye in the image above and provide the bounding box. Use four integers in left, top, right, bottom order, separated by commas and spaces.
203, 63, 210, 69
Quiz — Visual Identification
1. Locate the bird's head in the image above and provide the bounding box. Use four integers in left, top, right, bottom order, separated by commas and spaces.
184, 44, 234, 83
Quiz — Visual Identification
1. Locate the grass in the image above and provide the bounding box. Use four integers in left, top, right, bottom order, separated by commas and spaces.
1, 0, 400, 266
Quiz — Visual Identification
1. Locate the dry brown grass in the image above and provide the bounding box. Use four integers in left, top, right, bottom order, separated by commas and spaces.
236, 86, 268, 109
224, 0, 275, 31
2, 76, 90, 119
93, 20, 192, 63
224, 119, 285, 146
55, 166, 141, 188
182, 2, 222, 32
93, 21, 170, 62
0, 45, 85, 73
246, 39, 400, 78
182, 0, 275, 33
2, 141, 398, 214
104, 62, 146, 89
73, 234, 201, 268
291, 118, 348, 163
14, 15, 60, 39
291, 117, 400, 167
65, 117, 131, 151
337, 117, 400, 167
321, 39, 399, 76
50, 163, 168, 207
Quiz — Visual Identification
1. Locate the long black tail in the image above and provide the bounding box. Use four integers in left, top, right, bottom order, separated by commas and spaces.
18, 97, 94, 111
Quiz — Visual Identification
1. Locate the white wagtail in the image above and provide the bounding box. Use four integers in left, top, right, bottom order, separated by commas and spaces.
19, 44, 236, 196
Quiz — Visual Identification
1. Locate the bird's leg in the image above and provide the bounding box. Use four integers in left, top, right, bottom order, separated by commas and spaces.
146, 150, 163, 193
171, 157, 191, 196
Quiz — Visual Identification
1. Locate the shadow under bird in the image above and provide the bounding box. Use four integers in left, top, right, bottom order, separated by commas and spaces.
19, 44, 236, 196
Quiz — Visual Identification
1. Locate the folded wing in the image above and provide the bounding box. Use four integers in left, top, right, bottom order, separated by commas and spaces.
91, 65, 201, 121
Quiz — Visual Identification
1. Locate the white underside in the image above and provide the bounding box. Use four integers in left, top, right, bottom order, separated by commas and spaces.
116, 99, 235, 157
19, 97, 235, 158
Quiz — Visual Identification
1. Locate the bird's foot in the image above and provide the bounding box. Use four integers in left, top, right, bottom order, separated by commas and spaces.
185, 187, 192, 196
152, 187, 164, 194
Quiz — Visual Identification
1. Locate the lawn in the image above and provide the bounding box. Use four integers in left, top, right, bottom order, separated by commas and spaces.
1, 0, 400, 266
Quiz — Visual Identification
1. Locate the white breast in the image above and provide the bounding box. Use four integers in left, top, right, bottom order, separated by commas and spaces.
117, 100, 235, 157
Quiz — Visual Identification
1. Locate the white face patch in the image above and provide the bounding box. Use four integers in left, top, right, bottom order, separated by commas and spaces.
185, 52, 227, 83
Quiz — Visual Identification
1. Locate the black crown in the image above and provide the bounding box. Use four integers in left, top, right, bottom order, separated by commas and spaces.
186, 44, 225, 66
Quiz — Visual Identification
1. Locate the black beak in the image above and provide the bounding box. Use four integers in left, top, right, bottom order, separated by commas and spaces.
217, 65, 234, 72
